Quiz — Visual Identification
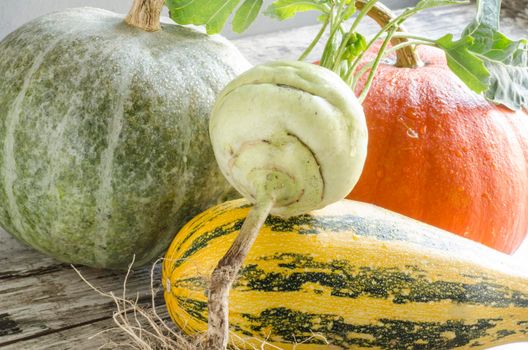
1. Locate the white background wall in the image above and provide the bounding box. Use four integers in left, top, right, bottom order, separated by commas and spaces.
0, 0, 416, 40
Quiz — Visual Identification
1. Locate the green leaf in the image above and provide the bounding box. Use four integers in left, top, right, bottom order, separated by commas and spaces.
461, 0, 527, 109
167, 0, 243, 34
482, 42, 528, 110
342, 33, 367, 62
473, 0, 500, 30
467, 24, 528, 109
436, 34, 490, 93
467, 0, 528, 109
265, 0, 327, 21
232, 0, 263, 33
435, 0, 528, 109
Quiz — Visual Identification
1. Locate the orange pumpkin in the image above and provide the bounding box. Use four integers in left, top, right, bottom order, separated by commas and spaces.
349, 43, 528, 254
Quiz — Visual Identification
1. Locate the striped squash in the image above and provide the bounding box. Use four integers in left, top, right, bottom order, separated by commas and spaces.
162, 199, 528, 349
0, 8, 249, 268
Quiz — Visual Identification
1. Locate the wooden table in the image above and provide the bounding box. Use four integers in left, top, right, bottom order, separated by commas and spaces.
1, 4, 527, 349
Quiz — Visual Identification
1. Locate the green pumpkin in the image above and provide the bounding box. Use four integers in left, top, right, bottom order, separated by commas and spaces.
0, 7, 250, 269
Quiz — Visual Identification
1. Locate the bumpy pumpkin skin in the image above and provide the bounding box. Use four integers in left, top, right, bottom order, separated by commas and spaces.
0, 8, 250, 268
349, 46, 528, 254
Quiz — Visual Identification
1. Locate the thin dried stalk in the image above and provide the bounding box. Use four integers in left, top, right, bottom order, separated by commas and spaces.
72, 257, 199, 350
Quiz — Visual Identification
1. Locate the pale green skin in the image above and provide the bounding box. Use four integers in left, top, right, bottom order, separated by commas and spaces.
210, 61, 368, 217
0, 8, 250, 269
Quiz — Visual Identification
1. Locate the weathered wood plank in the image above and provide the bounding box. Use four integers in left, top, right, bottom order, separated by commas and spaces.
0, 263, 162, 346
1, 303, 173, 350
0, 232, 68, 281
2, 317, 115, 350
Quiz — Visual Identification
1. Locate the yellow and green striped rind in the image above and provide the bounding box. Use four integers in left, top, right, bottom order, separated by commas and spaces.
162, 199, 528, 349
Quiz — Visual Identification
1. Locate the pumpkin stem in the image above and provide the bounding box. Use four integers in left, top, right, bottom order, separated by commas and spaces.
125, 0, 165, 32
205, 198, 274, 350
357, 1, 423, 68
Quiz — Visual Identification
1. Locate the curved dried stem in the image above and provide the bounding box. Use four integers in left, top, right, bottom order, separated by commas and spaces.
205, 198, 274, 349
356, 0, 423, 68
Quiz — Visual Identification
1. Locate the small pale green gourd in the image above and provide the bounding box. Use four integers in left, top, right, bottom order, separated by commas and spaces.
210, 60, 368, 217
